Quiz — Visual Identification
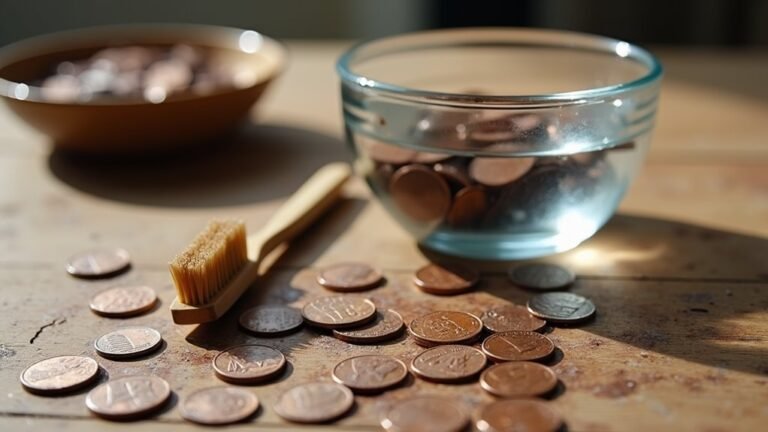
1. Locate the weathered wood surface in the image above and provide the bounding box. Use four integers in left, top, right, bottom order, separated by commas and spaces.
1, 42, 767, 432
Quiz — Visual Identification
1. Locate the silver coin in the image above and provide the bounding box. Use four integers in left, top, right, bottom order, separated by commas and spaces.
527, 292, 596, 324
94, 327, 163, 360
508, 263, 574, 290
238, 305, 303, 336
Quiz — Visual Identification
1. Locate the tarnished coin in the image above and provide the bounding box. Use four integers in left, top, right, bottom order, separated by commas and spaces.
20, 355, 100, 395
66, 248, 131, 278
480, 362, 558, 398
179, 386, 259, 425
446, 186, 488, 227
410, 345, 486, 383
333, 309, 405, 344
509, 263, 575, 290
332, 355, 408, 393
317, 262, 383, 292
89, 285, 157, 318
94, 327, 162, 360
481, 331, 555, 362
413, 263, 479, 295
389, 164, 452, 222
476, 399, 563, 432
408, 311, 483, 346
302, 296, 377, 329
482, 305, 547, 333
527, 292, 596, 324
212, 344, 286, 384
273, 382, 354, 423
238, 305, 303, 336
469, 157, 536, 187
381, 397, 469, 432
86, 375, 171, 421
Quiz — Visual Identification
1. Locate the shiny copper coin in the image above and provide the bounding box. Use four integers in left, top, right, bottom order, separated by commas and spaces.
212, 344, 286, 384
332, 309, 405, 344
408, 310, 483, 346
94, 327, 162, 360
238, 305, 303, 336
20, 355, 100, 395
413, 263, 479, 295
527, 292, 596, 324
363, 137, 416, 164
302, 296, 377, 329
481, 331, 555, 362
446, 186, 488, 227
480, 362, 558, 398
469, 157, 536, 187
382, 397, 469, 432
86, 375, 171, 421
389, 164, 452, 222
89, 285, 157, 318
509, 263, 575, 291
179, 386, 259, 425
332, 355, 408, 393
410, 344, 486, 383
477, 399, 563, 432
66, 247, 131, 278
481, 305, 547, 333
273, 382, 354, 423
316, 262, 383, 292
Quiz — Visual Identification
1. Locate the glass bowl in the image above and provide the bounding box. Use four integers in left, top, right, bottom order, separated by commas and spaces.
336, 28, 662, 260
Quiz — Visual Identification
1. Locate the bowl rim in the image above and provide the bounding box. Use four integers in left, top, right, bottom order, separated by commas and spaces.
336, 27, 663, 107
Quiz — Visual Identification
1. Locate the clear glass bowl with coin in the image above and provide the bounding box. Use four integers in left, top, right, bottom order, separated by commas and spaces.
337, 28, 662, 259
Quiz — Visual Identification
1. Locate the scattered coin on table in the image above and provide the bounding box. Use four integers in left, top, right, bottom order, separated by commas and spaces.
527, 292, 596, 324
481, 304, 547, 333
94, 327, 162, 360
89, 285, 157, 318
410, 344, 487, 383
332, 309, 405, 344
273, 382, 354, 423
476, 399, 563, 432
381, 397, 469, 432
480, 362, 558, 398
85, 375, 171, 421
408, 310, 483, 346
389, 164, 453, 222
302, 295, 377, 329
66, 247, 131, 278
481, 331, 555, 362
238, 305, 303, 336
413, 263, 479, 295
316, 262, 383, 292
179, 386, 259, 425
332, 354, 408, 394
20, 355, 100, 395
509, 263, 575, 290
212, 344, 286, 385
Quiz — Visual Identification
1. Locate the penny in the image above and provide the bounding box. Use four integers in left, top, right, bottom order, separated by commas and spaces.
480, 362, 558, 398
408, 311, 483, 346
412, 151, 452, 164
179, 386, 259, 425
434, 161, 471, 188
20, 355, 100, 395
302, 296, 377, 329
363, 137, 416, 164
469, 157, 536, 187
413, 263, 479, 295
481, 331, 555, 362
411, 344, 486, 383
469, 114, 543, 143
509, 263, 575, 291
389, 164, 452, 222
86, 375, 170, 420
89, 285, 157, 318
527, 292, 596, 324
316, 262, 383, 292
332, 355, 408, 393
66, 248, 131, 278
273, 382, 354, 423
481, 305, 547, 333
476, 399, 563, 432
212, 344, 286, 384
238, 305, 303, 336
94, 327, 162, 360
332, 309, 405, 344
381, 397, 469, 432
446, 186, 488, 226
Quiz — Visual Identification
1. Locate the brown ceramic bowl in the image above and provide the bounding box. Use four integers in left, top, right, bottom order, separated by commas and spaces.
0, 24, 285, 154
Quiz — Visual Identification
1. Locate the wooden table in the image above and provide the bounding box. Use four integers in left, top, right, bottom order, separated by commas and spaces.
1, 42, 767, 432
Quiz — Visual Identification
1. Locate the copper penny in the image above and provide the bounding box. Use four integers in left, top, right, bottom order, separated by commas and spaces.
469, 157, 535, 187
89, 285, 157, 318
412, 151, 452, 164
238, 305, 303, 336
316, 262, 383, 292
66, 247, 131, 278
381, 397, 469, 432
94, 327, 162, 360
20, 355, 100, 395
413, 263, 479, 295
332, 355, 408, 393
410, 344, 486, 383
508, 263, 575, 291
434, 161, 471, 187
476, 399, 563, 432
362, 137, 416, 164
408, 311, 483, 346
481, 331, 555, 362
302, 296, 377, 329
389, 164, 452, 222
481, 305, 547, 333
86, 375, 171, 421
332, 309, 405, 344
527, 292, 596, 324
179, 386, 259, 425
273, 382, 354, 423
480, 362, 558, 398
446, 186, 488, 226
212, 344, 286, 384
